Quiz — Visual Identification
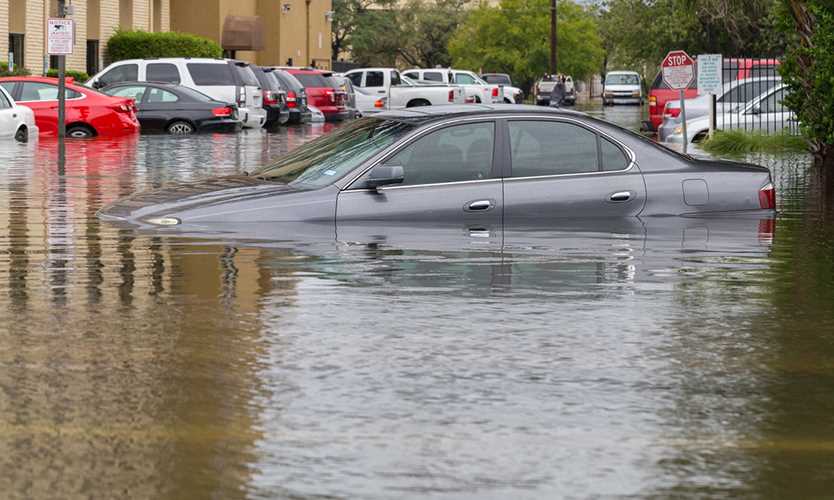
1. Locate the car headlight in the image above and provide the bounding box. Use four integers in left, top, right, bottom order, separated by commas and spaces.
673, 126, 683, 135
146, 217, 181, 226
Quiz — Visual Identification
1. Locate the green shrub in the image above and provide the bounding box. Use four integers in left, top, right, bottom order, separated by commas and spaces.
106, 30, 222, 63
46, 68, 90, 81
0, 61, 31, 76
702, 129, 808, 157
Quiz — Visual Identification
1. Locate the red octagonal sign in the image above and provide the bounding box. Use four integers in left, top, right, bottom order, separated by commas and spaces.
661, 50, 695, 90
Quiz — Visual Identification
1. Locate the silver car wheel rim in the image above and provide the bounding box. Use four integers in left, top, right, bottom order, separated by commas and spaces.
68, 129, 90, 138
169, 123, 193, 135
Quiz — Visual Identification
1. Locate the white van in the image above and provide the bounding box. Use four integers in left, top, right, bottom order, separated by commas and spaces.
602, 71, 642, 106
87, 58, 266, 128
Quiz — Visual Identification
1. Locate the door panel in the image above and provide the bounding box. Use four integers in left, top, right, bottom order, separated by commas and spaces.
337, 120, 502, 222
502, 119, 646, 219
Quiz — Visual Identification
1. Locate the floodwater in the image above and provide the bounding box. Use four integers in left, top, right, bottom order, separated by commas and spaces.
1, 105, 833, 499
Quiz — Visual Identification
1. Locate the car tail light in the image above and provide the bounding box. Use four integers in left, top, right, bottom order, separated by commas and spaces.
113, 102, 133, 113
759, 182, 776, 209
492, 87, 499, 97
649, 95, 657, 109
286, 91, 297, 108
465, 96, 475, 104
448, 90, 455, 103
237, 87, 245, 106
263, 90, 279, 106
374, 98, 386, 108
326, 89, 335, 103
212, 107, 234, 117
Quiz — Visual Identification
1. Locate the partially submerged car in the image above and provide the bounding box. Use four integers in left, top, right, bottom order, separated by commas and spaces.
603, 71, 642, 105
98, 105, 775, 229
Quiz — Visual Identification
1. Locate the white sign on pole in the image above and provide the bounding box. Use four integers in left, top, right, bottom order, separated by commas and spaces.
47, 19, 75, 55
697, 54, 723, 95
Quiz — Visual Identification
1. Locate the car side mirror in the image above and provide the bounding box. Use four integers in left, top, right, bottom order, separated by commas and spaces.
92, 80, 104, 89
365, 165, 404, 192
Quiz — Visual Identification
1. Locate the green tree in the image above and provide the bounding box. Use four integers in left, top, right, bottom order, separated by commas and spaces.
449, 0, 604, 92
781, 0, 834, 164
349, 0, 471, 67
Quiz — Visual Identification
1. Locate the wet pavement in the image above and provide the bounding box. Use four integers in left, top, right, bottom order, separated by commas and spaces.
1, 103, 834, 499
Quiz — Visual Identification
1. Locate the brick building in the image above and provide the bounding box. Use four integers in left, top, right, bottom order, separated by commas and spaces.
0, 0, 170, 75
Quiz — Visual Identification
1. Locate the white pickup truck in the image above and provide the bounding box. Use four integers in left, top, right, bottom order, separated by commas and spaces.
344, 68, 465, 115
402, 68, 502, 104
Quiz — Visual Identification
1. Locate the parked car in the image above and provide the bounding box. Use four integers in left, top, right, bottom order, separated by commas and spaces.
0, 76, 139, 138
331, 74, 359, 118
344, 68, 465, 115
402, 68, 501, 104
658, 76, 782, 142
602, 71, 642, 105
267, 69, 312, 124
0, 82, 37, 142
100, 82, 240, 135
98, 104, 775, 230
664, 84, 795, 144
251, 66, 289, 128
647, 58, 780, 131
283, 68, 348, 121
480, 73, 524, 104
86, 58, 266, 129
533, 75, 576, 106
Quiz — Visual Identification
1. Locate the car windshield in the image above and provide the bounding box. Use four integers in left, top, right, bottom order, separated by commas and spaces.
483, 74, 511, 85
606, 74, 639, 85
294, 73, 331, 88
175, 86, 217, 102
252, 118, 415, 188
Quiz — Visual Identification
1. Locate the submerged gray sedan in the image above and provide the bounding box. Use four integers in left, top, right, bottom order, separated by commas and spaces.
98, 105, 776, 228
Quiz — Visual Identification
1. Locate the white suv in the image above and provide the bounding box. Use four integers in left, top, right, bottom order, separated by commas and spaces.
87, 58, 266, 129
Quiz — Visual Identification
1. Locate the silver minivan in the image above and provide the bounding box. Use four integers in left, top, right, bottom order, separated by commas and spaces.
87, 58, 266, 128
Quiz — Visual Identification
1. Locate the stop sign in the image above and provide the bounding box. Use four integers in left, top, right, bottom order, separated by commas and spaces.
661, 50, 695, 90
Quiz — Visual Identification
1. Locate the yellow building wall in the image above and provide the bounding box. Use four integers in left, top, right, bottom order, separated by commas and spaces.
0, 1, 7, 59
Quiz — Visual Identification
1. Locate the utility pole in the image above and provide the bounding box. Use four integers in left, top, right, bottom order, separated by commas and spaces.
549, 0, 557, 75
57, 0, 67, 167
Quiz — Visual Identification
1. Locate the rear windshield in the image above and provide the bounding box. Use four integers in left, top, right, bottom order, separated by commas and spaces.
265, 72, 285, 91
483, 74, 511, 85
175, 86, 217, 102
187, 63, 235, 86
294, 73, 332, 88
273, 71, 303, 91
605, 73, 639, 85
235, 64, 260, 87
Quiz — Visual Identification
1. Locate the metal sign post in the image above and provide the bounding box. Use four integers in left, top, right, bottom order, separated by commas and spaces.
47, 12, 74, 167
661, 50, 695, 154
697, 54, 723, 140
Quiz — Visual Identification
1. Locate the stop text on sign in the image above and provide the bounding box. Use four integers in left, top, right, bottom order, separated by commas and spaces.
661, 50, 694, 90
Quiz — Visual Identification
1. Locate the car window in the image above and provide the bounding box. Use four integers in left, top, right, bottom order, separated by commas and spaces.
234, 64, 260, 87
274, 71, 303, 92
365, 71, 384, 87
99, 63, 139, 85
172, 86, 215, 102
146, 88, 180, 103
454, 73, 477, 85
0, 82, 15, 96
720, 80, 778, 103
749, 65, 778, 79
423, 72, 443, 82
391, 71, 402, 86
509, 121, 599, 177
385, 122, 495, 186
347, 72, 362, 87
0, 90, 10, 109
600, 137, 629, 171
265, 72, 285, 91
146, 63, 180, 84
19, 82, 82, 101
758, 88, 786, 113
187, 63, 235, 86
403, 72, 419, 80
605, 74, 639, 86
294, 73, 331, 87
483, 74, 511, 85
107, 85, 147, 102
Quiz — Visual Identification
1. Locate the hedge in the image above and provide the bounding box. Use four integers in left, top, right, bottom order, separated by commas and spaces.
0, 61, 30, 76
106, 30, 223, 63
46, 69, 90, 81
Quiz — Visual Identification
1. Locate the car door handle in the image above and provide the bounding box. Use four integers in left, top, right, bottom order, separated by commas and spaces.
466, 200, 494, 211
609, 191, 632, 202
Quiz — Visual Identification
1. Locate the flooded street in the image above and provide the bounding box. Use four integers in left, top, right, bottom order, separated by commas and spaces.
1, 104, 834, 499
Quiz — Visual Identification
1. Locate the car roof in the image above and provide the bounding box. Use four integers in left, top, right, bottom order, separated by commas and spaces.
374, 104, 586, 122
606, 70, 639, 75
108, 58, 228, 64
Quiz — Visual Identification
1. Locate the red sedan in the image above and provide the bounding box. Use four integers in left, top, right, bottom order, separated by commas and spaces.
0, 76, 139, 138
284, 69, 348, 121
